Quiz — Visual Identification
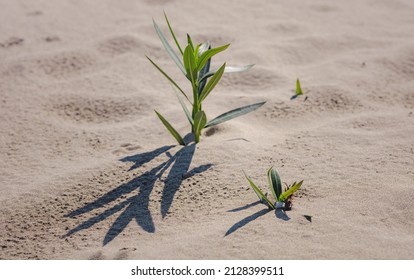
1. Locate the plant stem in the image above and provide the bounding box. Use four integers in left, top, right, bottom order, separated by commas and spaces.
195, 131, 200, 143
191, 81, 200, 133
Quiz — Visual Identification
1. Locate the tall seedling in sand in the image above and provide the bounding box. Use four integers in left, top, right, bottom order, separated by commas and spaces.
244, 167, 303, 210
147, 13, 266, 145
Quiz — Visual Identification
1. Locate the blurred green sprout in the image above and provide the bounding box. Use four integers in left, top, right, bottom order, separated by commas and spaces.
291, 78, 307, 100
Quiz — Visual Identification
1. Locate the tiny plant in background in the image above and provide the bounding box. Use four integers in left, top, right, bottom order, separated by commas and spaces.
291, 78, 307, 101
147, 13, 266, 145
244, 167, 303, 210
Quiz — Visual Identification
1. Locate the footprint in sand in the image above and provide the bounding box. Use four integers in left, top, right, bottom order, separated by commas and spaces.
220, 67, 283, 90
49, 96, 146, 123
0, 37, 24, 49
96, 35, 145, 57
35, 51, 98, 78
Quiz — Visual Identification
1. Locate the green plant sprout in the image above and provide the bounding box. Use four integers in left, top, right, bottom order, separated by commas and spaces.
147, 13, 266, 145
244, 167, 303, 210
291, 78, 307, 100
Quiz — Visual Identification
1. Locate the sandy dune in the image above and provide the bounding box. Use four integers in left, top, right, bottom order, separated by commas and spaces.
1, 0, 413, 259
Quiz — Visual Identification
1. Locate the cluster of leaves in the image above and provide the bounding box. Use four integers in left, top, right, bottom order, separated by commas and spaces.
244, 167, 303, 210
147, 13, 266, 145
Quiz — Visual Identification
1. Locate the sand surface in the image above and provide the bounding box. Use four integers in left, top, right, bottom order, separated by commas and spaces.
1, 0, 414, 259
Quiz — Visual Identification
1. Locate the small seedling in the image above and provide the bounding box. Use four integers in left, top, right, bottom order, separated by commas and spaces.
291, 78, 307, 100
147, 13, 266, 145
244, 167, 303, 210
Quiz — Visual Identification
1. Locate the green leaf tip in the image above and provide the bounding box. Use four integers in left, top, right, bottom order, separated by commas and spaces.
197, 44, 230, 71
291, 78, 305, 100
296, 78, 303, 95
186, 34, 194, 50
163, 11, 183, 55
279, 180, 304, 202
152, 17, 186, 75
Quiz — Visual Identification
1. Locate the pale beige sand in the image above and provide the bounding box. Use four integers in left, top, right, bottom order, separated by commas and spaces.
1, 0, 414, 259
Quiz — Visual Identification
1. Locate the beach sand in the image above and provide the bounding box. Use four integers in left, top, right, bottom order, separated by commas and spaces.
1, 0, 413, 259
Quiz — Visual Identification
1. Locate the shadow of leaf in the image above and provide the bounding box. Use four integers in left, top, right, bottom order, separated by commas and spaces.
63, 197, 133, 238
182, 164, 213, 179
121, 145, 174, 171
225, 208, 271, 236
227, 201, 261, 212
161, 144, 195, 218
103, 195, 155, 245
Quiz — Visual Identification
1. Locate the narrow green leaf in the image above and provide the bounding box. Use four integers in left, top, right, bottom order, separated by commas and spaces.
146, 56, 191, 102
205, 101, 266, 128
198, 71, 215, 84
183, 46, 189, 71
279, 180, 304, 202
163, 12, 183, 55
244, 171, 275, 209
152, 19, 186, 76
198, 54, 211, 95
199, 63, 226, 102
198, 64, 254, 85
198, 69, 217, 83
197, 44, 230, 71
225, 64, 255, 73
194, 44, 200, 63
267, 167, 282, 201
296, 78, 303, 95
176, 93, 193, 126
155, 110, 185, 146
193, 111, 207, 143
183, 45, 197, 84
245, 173, 262, 201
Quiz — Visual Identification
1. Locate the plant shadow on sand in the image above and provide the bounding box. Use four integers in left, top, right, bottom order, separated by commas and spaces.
225, 203, 290, 236
64, 136, 212, 245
